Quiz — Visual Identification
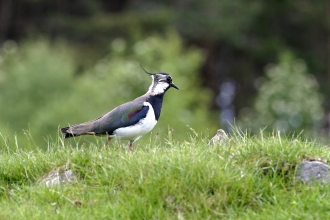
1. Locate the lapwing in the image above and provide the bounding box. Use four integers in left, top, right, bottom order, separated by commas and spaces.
60, 68, 179, 150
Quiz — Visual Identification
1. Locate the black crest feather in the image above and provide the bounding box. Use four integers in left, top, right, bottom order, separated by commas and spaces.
140, 64, 154, 75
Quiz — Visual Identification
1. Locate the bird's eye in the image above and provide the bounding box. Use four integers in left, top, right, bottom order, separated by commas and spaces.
166, 76, 172, 82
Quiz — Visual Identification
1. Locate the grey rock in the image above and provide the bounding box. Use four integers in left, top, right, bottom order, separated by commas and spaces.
40, 169, 76, 187
296, 161, 330, 184
209, 129, 228, 146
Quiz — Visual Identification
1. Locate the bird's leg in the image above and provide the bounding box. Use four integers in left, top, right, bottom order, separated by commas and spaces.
129, 140, 133, 151
105, 137, 112, 146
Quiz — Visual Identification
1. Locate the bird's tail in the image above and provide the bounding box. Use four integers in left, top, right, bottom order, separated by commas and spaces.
60, 121, 97, 138
60, 127, 77, 138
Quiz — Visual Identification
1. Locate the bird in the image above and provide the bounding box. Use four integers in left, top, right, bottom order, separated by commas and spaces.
60, 67, 179, 150
208, 129, 228, 146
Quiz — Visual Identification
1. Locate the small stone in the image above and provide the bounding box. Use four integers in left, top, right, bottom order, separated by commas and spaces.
296, 160, 330, 184
209, 129, 228, 146
73, 200, 83, 207
40, 168, 76, 187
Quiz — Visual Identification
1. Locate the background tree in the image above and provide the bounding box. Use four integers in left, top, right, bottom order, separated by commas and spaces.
0, 31, 217, 148
238, 52, 324, 136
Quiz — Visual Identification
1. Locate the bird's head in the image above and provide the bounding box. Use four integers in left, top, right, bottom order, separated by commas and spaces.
141, 66, 179, 95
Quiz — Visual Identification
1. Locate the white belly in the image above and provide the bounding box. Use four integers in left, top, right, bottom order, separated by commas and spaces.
111, 102, 157, 142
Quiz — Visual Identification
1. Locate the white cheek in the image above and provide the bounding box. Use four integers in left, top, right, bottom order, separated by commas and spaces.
153, 82, 168, 94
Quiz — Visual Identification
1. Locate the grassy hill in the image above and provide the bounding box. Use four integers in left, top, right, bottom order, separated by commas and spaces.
1, 130, 330, 219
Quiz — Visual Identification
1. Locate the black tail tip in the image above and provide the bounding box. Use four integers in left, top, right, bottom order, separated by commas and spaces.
60, 127, 75, 138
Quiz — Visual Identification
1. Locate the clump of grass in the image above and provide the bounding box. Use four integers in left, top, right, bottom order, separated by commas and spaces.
1, 130, 330, 219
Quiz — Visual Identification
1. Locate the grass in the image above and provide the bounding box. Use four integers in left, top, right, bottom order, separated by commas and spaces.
1, 130, 330, 219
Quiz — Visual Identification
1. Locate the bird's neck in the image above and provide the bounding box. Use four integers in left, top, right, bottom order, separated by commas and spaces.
146, 93, 165, 120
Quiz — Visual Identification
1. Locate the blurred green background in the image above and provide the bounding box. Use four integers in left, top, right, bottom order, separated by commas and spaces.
0, 0, 330, 148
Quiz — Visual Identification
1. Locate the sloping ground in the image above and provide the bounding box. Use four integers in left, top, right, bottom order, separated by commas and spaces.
1, 132, 330, 219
